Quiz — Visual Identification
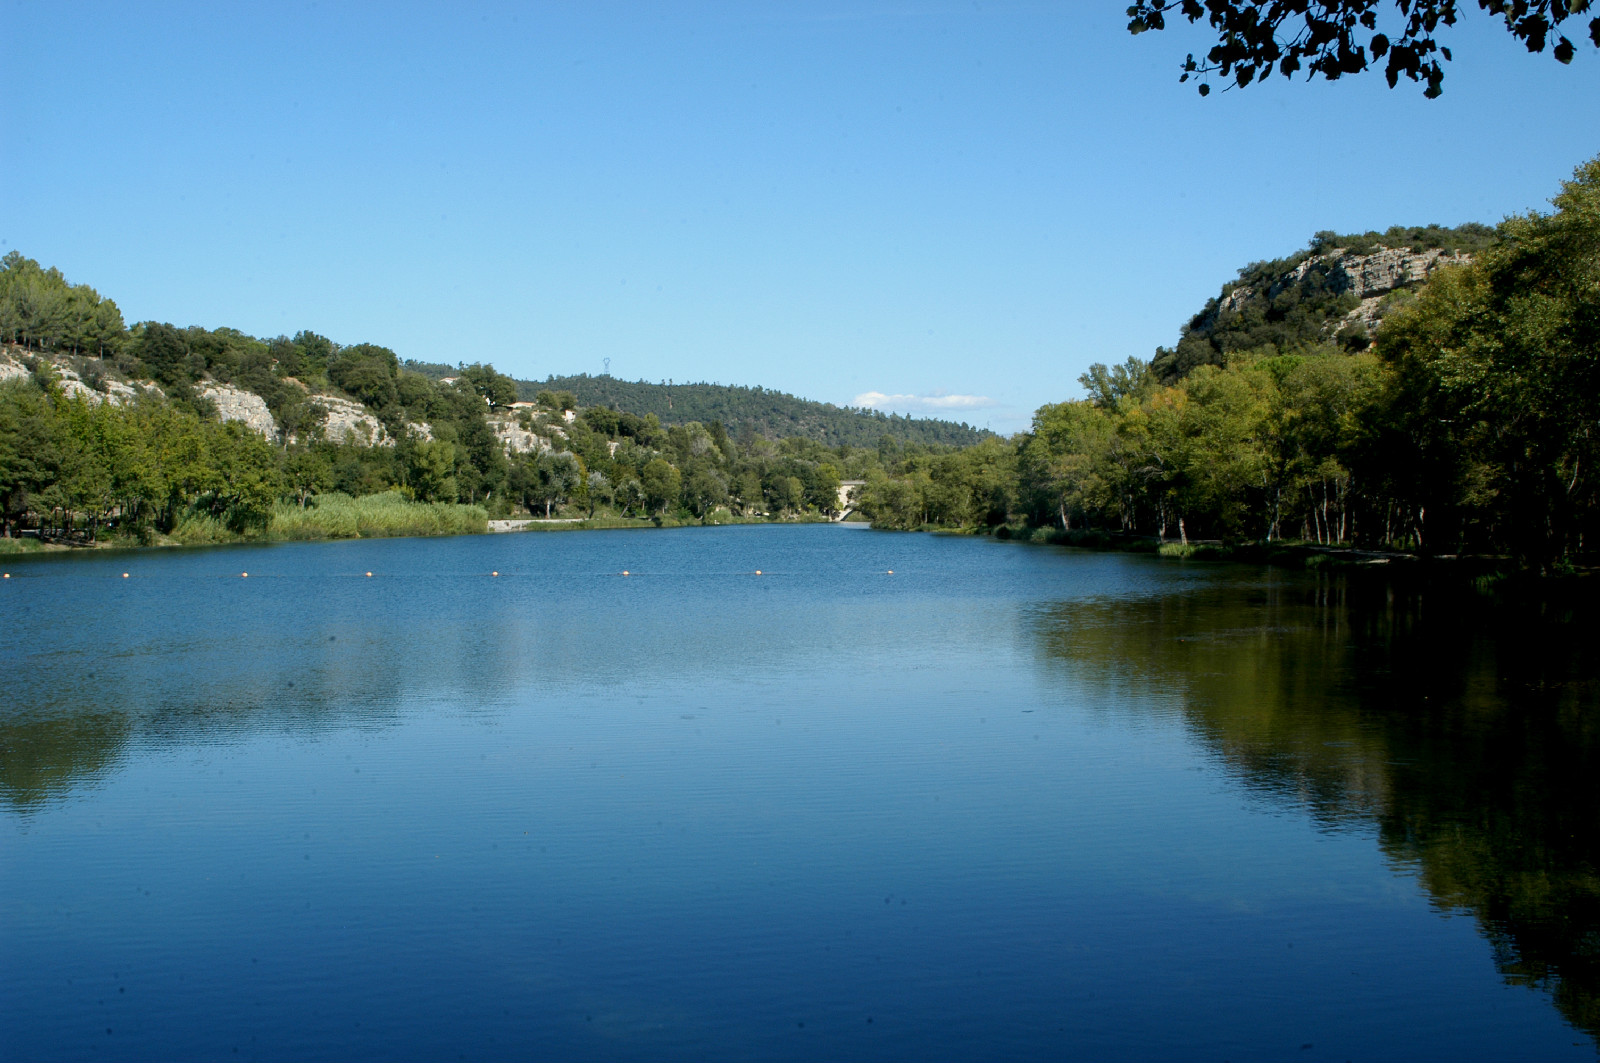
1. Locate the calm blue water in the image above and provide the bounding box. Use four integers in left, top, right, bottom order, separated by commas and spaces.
3, 525, 1597, 1060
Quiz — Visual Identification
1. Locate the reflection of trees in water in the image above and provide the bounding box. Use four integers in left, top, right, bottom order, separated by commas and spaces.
1033, 571, 1600, 1043
0, 633, 425, 814
0, 712, 131, 810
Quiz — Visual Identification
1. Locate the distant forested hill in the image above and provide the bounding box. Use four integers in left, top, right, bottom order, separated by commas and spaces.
401, 365, 990, 447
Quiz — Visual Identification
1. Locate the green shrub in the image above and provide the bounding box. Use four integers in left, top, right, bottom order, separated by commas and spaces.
269, 491, 487, 540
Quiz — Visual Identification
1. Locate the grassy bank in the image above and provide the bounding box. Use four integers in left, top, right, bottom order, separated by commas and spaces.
0, 537, 68, 555
170, 491, 489, 544
505, 509, 832, 532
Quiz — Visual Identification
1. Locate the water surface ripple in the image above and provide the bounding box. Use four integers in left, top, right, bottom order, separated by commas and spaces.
3, 525, 1597, 1060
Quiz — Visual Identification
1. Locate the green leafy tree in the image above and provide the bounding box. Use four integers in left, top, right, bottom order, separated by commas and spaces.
284, 447, 334, 507
1374, 155, 1600, 568
460, 363, 518, 408
1021, 400, 1117, 530
407, 439, 458, 503
1128, 0, 1600, 98
640, 458, 682, 515
585, 470, 613, 517
683, 464, 729, 518
531, 451, 584, 516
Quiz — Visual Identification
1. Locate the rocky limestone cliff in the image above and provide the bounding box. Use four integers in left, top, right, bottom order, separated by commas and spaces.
2, 345, 523, 457
310, 395, 389, 445
489, 415, 548, 455
1, 348, 156, 406
1219, 245, 1471, 312
299, 395, 432, 447
1218, 244, 1472, 336
200, 383, 278, 437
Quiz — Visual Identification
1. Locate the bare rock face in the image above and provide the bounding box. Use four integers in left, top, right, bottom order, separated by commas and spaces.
488, 414, 548, 455
0, 353, 29, 384
0, 351, 153, 406
1215, 245, 1473, 338
200, 383, 279, 438
1330, 246, 1472, 299
1219, 245, 1473, 313
100, 379, 147, 404
311, 395, 389, 445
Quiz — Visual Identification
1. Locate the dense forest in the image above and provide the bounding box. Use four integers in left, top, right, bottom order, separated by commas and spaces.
856, 156, 1600, 574
0, 336, 941, 544
4, 153, 1596, 571
395, 366, 990, 448
0, 255, 964, 544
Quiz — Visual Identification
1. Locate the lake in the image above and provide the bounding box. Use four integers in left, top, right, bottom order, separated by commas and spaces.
3, 524, 1598, 1061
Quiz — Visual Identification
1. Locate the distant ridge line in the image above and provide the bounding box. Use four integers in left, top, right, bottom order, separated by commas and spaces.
402, 363, 991, 448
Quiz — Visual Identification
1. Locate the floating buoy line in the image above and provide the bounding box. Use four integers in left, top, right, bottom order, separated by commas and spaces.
4, 564, 901, 581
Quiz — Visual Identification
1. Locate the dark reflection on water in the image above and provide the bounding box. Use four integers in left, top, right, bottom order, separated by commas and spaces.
4, 527, 1600, 1060
1032, 571, 1600, 1041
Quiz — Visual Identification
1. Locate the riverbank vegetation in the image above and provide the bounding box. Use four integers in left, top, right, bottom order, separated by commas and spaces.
855, 155, 1600, 574
1, 244, 979, 546
3, 155, 1596, 568
0, 360, 907, 546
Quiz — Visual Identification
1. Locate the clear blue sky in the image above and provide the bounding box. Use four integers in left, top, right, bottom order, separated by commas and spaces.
5, 2, 1597, 433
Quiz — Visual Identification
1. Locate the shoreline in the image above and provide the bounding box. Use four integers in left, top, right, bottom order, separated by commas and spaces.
6, 515, 1585, 586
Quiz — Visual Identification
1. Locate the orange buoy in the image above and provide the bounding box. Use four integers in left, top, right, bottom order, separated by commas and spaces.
492, 571, 499, 577
887, 569, 894, 574
241, 572, 248, 578
365, 571, 372, 577
754, 569, 762, 575
2, 573, 8, 579
122, 572, 129, 578
622, 570, 630, 576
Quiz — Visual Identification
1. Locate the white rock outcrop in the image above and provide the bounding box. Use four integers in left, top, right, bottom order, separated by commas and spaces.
312, 395, 388, 445
1215, 244, 1473, 341
201, 383, 279, 438
488, 414, 548, 455
1219, 245, 1471, 314
1335, 245, 1471, 298
0, 352, 155, 406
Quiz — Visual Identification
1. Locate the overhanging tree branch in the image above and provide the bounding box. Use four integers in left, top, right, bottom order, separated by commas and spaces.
1127, 0, 1599, 97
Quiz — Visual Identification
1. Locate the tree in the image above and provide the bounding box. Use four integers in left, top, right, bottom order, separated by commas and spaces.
683, 464, 729, 518
407, 439, 458, 502
327, 344, 401, 418
1128, 0, 1600, 97
1374, 155, 1600, 568
1021, 400, 1118, 530
585, 470, 612, 517
459, 363, 517, 408
531, 451, 583, 517
284, 447, 333, 507
640, 458, 681, 514
771, 474, 806, 515
535, 389, 578, 412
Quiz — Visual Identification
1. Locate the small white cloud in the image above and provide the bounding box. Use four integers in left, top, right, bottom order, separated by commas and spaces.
853, 390, 999, 414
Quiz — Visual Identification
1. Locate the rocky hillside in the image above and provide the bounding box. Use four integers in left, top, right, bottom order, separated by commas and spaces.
0, 344, 446, 449
1, 249, 987, 453
1153, 222, 1496, 381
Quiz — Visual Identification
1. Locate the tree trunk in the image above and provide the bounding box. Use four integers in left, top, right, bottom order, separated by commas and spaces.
1178, 516, 1188, 546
